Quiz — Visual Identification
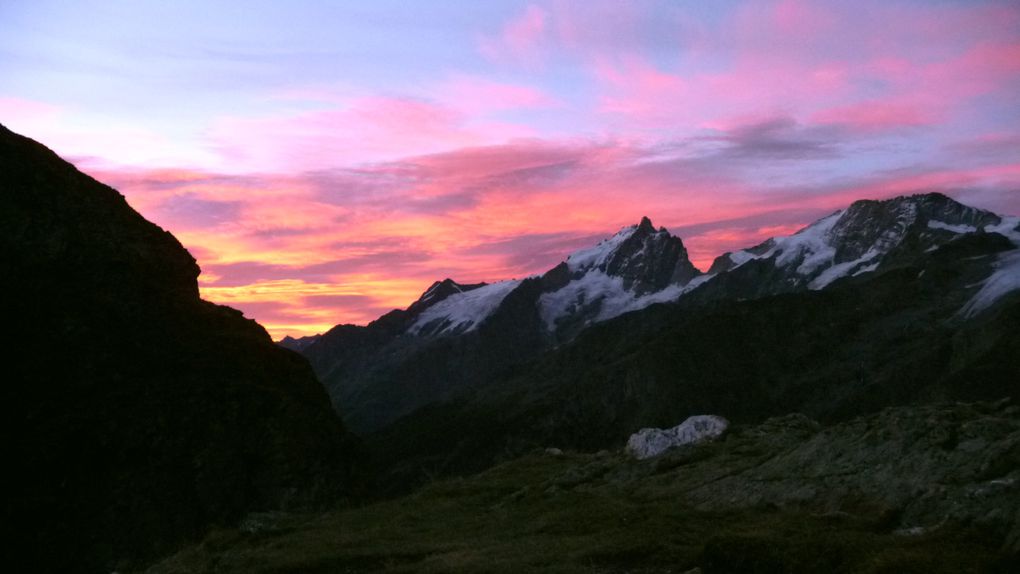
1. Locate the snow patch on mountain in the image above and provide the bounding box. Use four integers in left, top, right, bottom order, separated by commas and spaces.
409, 280, 522, 336
776, 211, 843, 274
538, 271, 626, 330
725, 249, 759, 268
713, 198, 970, 290
928, 220, 978, 234
963, 216, 1020, 317
809, 246, 883, 289
565, 224, 639, 272
538, 271, 711, 331
721, 211, 844, 275
852, 261, 881, 277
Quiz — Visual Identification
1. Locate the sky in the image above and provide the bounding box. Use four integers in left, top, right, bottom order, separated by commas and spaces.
2, 0, 1019, 339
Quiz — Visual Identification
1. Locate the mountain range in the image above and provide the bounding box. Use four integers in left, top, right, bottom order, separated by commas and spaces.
6, 121, 1020, 571
285, 191, 1020, 484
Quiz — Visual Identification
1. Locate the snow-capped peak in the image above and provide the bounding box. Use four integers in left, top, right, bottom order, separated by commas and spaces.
400, 194, 1018, 342
708, 193, 1005, 290
408, 280, 522, 337
538, 217, 704, 335
565, 218, 650, 273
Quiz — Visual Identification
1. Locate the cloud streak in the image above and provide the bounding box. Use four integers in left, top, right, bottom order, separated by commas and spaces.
5, 0, 1019, 338
78, 130, 1020, 338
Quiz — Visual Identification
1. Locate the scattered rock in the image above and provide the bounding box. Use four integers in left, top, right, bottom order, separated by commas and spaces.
664, 402, 1020, 542
626, 415, 729, 459
893, 526, 927, 537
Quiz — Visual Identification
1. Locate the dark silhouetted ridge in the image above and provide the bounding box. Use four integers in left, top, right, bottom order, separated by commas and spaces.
1, 124, 359, 572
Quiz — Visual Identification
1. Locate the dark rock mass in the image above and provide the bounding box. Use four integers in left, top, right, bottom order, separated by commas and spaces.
598, 216, 701, 294
1, 124, 358, 572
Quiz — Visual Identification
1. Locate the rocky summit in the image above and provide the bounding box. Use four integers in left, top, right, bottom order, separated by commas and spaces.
1, 125, 360, 572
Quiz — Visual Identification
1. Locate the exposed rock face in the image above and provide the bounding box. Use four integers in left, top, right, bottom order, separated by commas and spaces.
829, 193, 1000, 261
1, 125, 358, 572
626, 415, 729, 459
567, 216, 701, 294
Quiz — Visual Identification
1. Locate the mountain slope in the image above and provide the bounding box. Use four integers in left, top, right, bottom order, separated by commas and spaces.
700, 193, 1018, 299
148, 399, 1020, 574
301, 217, 705, 433
298, 194, 1020, 442
367, 229, 1020, 483
1, 125, 359, 572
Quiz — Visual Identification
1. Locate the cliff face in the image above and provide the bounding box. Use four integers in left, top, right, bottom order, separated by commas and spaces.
1, 125, 357, 572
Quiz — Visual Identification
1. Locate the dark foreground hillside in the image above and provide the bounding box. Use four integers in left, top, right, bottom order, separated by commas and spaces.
147, 400, 1020, 573
0, 125, 359, 572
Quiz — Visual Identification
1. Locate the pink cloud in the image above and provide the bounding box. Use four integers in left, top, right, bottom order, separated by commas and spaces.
478, 5, 548, 66
578, 0, 1019, 135
594, 58, 690, 127
811, 100, 937, 133
23, 0, 1016, 338
78, 129, 1020, 339
0, 97, 63, 124
207, 96, 536, 172
433, 75, 558, 115
0, 97, 212, 168
917, 42, 1020, 98
478, 1, 687, 68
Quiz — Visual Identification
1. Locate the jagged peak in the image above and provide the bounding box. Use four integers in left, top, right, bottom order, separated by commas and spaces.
408, 278, 487, 313
565, 217, 676, 272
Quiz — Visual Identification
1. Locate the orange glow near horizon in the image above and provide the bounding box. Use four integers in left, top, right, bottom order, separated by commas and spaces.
5, 1, 1019, 339
88, 151, 1019, 340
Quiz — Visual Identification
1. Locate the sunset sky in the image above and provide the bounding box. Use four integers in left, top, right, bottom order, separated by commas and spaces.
3, 0, 1019, 338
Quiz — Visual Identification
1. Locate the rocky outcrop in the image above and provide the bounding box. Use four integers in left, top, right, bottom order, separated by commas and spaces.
645, 400, 1020, 554
1, 124, 359, 572
626, 415, 729, 459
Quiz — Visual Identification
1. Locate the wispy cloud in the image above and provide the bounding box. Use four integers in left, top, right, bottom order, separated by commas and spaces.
5, 0, 1019, 338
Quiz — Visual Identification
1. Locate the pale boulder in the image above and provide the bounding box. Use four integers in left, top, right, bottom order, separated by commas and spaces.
626, 415, 729, 459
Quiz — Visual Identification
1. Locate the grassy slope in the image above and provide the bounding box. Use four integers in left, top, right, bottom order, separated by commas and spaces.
148, 405, 1020, 574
